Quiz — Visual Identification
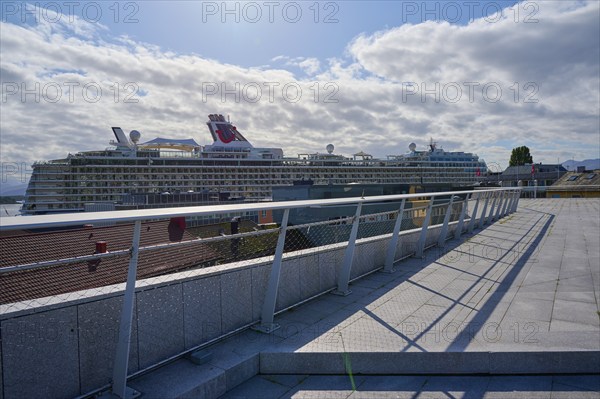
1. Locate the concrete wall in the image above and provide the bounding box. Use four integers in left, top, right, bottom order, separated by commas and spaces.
0, 221, 461, 399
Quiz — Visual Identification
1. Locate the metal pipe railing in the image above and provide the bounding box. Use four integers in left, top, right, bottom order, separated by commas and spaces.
0, 188, 510, 232
0, 187, 520, 399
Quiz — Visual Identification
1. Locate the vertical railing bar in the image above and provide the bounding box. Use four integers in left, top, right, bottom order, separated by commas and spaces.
510, 190, 516, 213
478, 192, 491, 229
383, 198, 406, 273
454, 193, 470, 239
415, 197, 435, 258
508, 190, 519, 213
468, 192, 481, 234
495, 191, 505, 220
501, 190, 511, 217
514, 190, 521, 213
498, 191, 506, 218
498, 190, 507, 217
111, 220, 142, 399
486, 191, 498, 225
332, 202, 363, 296
437, 195, 455, 247
254, 208, 290, 333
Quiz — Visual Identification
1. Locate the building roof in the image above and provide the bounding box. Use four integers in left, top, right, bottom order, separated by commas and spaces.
501, 164, 567, 180
0, 220, 221, 304
548, 169, 600, 191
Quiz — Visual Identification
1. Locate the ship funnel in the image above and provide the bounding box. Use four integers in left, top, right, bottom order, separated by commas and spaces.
206, 114, 252, 147
111, 127, 133, 149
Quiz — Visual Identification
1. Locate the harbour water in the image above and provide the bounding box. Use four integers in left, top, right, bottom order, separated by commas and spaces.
1, 204, 22, 217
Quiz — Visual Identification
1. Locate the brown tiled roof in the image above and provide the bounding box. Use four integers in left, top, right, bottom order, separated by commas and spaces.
0, 220, 222, 304
549, 169, 600, 191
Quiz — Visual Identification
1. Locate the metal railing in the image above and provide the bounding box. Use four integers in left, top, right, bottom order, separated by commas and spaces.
0, 187, 521, 399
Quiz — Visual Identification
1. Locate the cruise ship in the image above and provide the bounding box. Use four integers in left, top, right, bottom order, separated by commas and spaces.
22, 114, 487, 215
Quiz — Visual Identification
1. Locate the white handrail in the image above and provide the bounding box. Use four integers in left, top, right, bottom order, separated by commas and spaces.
0, 188, 508, 231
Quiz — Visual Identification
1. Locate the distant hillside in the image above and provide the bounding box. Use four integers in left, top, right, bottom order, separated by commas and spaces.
0, 180, 28, 196
0, 196, 24, 204
562, 159, 600, 171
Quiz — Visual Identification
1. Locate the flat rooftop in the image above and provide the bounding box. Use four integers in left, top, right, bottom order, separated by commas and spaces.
126, 198, 600, 398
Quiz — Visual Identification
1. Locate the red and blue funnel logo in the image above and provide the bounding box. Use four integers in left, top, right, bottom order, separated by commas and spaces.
216, 125, 236, 143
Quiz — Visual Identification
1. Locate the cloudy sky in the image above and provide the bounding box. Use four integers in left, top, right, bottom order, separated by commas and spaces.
1, 0, 599, 189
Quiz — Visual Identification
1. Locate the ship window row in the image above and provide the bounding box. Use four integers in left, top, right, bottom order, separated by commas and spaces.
29, 171, 477, 188
34, 160, 486, 176
34, 168, 478, 180
28, 171, 476, 188
34, 162, 484, 175
30, 170, 478, 182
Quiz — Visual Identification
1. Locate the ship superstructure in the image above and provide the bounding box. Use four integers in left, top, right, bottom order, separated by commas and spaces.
22, 114, 487, 215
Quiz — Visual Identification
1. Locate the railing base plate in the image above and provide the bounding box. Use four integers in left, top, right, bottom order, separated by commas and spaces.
186, 349, 213, 365
380, 268, 396, 274
252, 323, 280, 334
100, 386, 141, 399
331, 289, 352, 297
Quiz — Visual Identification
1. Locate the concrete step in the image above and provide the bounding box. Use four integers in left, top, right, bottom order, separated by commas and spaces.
220, 374, 600, 399
126, 347, 600, 399
259, 350, 600, 375
128, 350, 259, 399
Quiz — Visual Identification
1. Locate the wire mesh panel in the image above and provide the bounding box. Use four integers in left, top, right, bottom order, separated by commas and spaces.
357, 210, 397, 240
288, 217, 353, 248
0, 191, 508, 310
0, 224, 132, 310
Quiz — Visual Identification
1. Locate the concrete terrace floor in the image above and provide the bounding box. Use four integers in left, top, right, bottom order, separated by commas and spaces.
222, 374, 600, 398
130, 198, 600, 399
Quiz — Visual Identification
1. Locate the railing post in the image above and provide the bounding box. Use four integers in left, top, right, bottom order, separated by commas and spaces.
333, 202, 363, 296
478, 192, 491, 229
510, 190, 517, 213
501, 190, 511, 217
415, 197, 435, 258
437, 195, 455, 247
111, 220, 142, 399
512, 190, 521, 213
494, 191, 505, 220
454, 193, 470, 239
485, 191, 498, 225
254, 208, 290, 333
511, 190, 518, 212
383, 198, 406, 273
498, 191, 506, 218
467, 192, 481, 234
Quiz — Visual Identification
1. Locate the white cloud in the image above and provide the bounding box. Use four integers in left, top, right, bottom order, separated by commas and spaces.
271, 55, 321, 75
1, 0, 598, 184
297, 58, 321, 75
